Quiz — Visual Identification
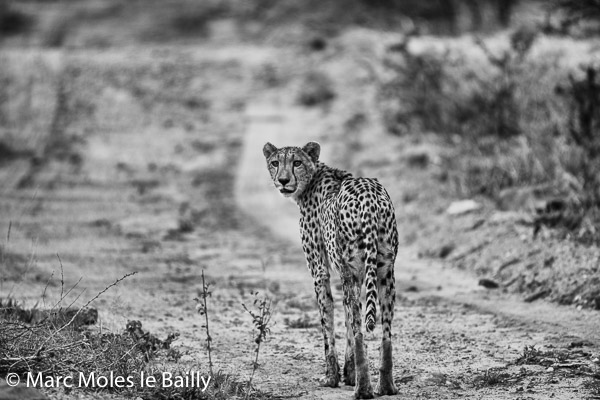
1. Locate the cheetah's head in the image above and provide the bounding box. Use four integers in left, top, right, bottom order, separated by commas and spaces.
262, 142, 320, 200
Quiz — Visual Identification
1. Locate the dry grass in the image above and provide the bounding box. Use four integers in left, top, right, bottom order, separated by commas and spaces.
473, 368, 511, 388
380, 30, 600, 242
0, 274, 148, 383
0, 270, 272, 399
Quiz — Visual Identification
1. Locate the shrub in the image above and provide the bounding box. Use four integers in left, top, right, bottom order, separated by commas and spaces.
381, 27, 544, 139
0, 1, 34, 36
380, 43, 451, 135
545, 0, 600, 36
381, 29, 600, 241
559, 65, 600, 206
556, 0, 600, 23
466, 27, 539, 138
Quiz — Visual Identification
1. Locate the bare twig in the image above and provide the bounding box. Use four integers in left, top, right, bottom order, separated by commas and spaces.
41, 270, 55, 307
57, 253, 64, 307
51, 276, 83, 310
6, 220, 11, 244
39, 271, 137, 350
196, 270, 214, 377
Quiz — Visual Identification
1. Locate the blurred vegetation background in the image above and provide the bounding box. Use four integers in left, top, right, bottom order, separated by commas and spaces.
0, 0, 599, 242
0, 0, 576, 47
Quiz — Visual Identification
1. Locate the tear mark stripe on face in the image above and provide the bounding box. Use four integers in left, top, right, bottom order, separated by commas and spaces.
291, 154, 298, 184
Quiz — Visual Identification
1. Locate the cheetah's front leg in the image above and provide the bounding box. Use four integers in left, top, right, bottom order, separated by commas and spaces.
312, 270, 340, 387
301, 218, 339, 387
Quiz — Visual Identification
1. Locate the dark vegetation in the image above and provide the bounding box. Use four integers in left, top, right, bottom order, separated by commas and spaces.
380, 2, 600, 244
0, 0, 33, 36
0, 274, 272, 399
0, 0, 523, 48
547, 0, 600, 36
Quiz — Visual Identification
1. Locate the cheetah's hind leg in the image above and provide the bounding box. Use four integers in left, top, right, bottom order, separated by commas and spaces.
342, 295, 355, 386
344, 276, 373, 399
376, 258, 398, 396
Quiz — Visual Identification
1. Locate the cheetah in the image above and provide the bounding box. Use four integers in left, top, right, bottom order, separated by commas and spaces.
263, 141, 398, 399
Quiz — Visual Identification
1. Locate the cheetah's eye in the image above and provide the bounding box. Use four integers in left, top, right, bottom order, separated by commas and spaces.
270, 160, 279, 168
293, 160, 302, 167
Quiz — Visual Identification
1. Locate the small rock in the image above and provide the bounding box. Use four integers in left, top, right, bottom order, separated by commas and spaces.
446, 200, 481, 216
470, 219, 485, 230
592, 358, 599, 363
405, 151, 430, 169
546, 367, 554, 372
438, 243, 455, 259
308, 37, 327, 51
478, 278, 500, 289
568, 340, 592, 348
543, 257, 556, 268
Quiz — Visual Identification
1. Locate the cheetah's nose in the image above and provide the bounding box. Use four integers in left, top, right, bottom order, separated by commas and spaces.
278, 177, 290, 186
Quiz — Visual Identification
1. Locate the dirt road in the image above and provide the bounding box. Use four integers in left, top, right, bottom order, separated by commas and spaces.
236, 98, 600, 399
1, 45, 599, 400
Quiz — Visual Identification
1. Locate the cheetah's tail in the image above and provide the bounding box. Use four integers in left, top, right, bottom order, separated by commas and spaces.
364, 222, 378, 333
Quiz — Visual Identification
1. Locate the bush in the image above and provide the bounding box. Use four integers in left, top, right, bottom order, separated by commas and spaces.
380, 44, 450, 135
0, 1, 34, 36
545, 0, 600, 36
381, 27, 540, 139
558, 65, 600, 206
380, 30, 600, 241
556, 0, 600, 23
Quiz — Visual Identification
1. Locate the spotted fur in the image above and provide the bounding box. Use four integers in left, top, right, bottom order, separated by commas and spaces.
263, 141, 399, 399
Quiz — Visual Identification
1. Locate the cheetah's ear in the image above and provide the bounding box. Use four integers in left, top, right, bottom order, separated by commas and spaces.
302, 142, 320, 163
263, 142, 278, 159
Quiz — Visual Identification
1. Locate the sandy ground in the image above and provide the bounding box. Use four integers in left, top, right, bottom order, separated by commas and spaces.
1, 44, 600, 400
238, 97, 600, 399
